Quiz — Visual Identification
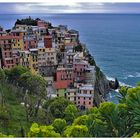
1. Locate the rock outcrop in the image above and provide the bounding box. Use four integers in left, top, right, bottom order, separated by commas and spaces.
109, 78, 120, 90
94, 66, 110, 106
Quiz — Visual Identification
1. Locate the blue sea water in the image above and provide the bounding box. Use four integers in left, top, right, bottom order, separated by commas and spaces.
0, 14, 140, 103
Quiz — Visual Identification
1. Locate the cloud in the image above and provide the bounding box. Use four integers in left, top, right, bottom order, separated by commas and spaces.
0, 3, 140, 14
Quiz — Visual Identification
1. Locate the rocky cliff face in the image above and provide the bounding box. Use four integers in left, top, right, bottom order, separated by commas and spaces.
83, 44, 111, 106
94, 66, 110, 106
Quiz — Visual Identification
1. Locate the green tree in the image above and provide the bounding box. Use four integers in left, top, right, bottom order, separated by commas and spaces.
0, 68, 5, 81
0, 69, 6, 107
0, 132, 14, 138
22, 74, 47, 121
126, 85, 140, 132
72, 114, 107, 137
73, 45, 83, 52
132, 132, 140, 138
6, 65, 29, 83
28, 123, 60, 137
64, 125, 89, 137
0, 105, 10, 134
43, 97, 72, 121
99, 102, 133, 137
52, 118, 67, 134
64, 104, 78, 123
119, 86, 130, 103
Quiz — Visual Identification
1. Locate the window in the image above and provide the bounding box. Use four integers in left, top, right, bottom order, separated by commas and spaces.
83, 101, 85, 105
78, 97, 80, 99
89, 102, 91, 105
89, 97, 91, 100
78, 101, 80, 104
84, 90, 87, 94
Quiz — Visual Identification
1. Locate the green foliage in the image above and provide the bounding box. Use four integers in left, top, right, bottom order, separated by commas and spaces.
0, 68, 5, 81
64, 104, 78, 123
15, 17, 38, 26
119, 86, 130, 102
73, 45, 83, 52
52, 119, 67, 134
72, 113, 107, 137
28, 123, 60, 137
19, 72, 47, 97
126, 86, 140, 130
43, 97, 72, 119
137, 82, 140, 87
87, 107, 99, 114
1, 64, 140, 138
132, 132, 140, 138
6, 65, 29, 82
64, 125, 89, 137
0, 132, 14, 138
87, 53, 96, 66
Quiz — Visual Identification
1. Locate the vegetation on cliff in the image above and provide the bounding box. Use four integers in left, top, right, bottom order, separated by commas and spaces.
15, 17, 38, 26
14, 17, 52, 28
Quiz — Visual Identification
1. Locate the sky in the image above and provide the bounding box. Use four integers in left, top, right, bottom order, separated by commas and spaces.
1, 3, 140, 14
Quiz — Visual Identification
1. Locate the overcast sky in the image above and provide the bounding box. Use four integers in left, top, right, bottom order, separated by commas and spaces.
1, 3, 140, 14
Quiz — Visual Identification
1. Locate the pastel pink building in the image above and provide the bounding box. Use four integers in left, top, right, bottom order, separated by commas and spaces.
54, 66, 74, 96
73, 60, 89, 82
76, 84, 94, 109
37, 20, 48, 28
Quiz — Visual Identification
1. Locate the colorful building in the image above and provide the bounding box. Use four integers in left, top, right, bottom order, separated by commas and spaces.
37, 20, 49, 28
44, 36, 52, 48
66, 51, 75, 65
73, 60, 89, 82
76, 84, 94, 109
23, 36, 38, 50
0, 35, 24, 68
29, 48, 38, 74
45, 48, 58, 66
65, 88, 77, 104
54, 65, 74, 97
19, 50, 31, 69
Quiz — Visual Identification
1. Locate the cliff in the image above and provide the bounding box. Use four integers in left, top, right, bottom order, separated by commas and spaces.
84, 46, 110, 106
94, 66, 110, 106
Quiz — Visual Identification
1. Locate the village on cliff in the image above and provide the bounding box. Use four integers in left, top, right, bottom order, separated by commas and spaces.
0, 17, 107, 110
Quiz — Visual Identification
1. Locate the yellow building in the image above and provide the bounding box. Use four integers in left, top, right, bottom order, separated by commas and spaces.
29, 48, 38, 74
19, 49, 38, 74
12, 37, 24, 51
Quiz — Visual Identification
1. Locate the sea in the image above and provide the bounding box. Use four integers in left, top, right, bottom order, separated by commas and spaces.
0, 13, 140, 103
